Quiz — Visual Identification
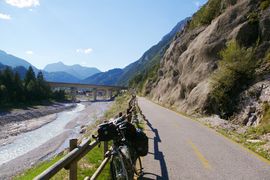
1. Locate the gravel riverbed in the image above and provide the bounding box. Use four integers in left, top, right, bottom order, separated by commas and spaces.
0, 101, 112, 180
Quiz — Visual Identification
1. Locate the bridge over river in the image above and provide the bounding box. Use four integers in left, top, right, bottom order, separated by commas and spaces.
48, 82, 127, 101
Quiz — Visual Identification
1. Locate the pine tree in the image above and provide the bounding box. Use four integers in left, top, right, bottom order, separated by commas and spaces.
2, 67, 14, 102
24, 66, 36, 86
36, 71, 50, 100
14, 72, 24, 102
24, 67, 37, 101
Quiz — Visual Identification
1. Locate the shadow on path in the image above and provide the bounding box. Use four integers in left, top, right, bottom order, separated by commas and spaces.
139, 118, 169, 180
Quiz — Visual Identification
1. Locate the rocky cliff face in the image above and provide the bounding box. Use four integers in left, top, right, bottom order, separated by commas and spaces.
145, 0, 270, 123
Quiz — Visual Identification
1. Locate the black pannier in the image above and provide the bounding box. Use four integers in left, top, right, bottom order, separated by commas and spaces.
97, 122, 117, 141
133, 129, 148, 157
118, 121, 137, 141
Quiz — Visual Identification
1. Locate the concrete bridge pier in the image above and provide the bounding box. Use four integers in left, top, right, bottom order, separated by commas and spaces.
107, 89, 113, 100
92, 88, 97, 101
70, 87, 77, 102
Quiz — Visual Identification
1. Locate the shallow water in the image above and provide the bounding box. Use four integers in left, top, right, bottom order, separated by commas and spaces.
0, 103, 85, 165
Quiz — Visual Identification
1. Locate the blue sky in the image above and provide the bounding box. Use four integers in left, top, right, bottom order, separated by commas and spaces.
0, 0, 207, 71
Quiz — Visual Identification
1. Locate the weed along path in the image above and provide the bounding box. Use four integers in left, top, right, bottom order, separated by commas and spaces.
138, 97, 270, 180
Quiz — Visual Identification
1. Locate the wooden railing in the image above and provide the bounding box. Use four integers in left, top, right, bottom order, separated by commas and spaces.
34, 95, 137, 180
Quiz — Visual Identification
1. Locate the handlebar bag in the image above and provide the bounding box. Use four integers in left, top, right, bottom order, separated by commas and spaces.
97, 122, 117, 141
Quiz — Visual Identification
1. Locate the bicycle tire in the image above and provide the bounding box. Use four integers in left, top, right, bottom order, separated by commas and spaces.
110, 159, 117, 180
110, 154, 129, 180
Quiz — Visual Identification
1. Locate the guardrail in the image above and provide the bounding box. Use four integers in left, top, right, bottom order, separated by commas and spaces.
34, 95, 138, 180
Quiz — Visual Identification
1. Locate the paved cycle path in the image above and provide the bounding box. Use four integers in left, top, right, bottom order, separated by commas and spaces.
138, 97, 270, 180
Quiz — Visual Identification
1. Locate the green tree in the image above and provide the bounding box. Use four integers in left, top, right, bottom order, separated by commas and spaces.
0, 84, 8, 104
24, 67, 38, 101
189, 0, 222, 29
2, 67, 15, 103
24, 66, 36, 86
36, 71, 50, 100
0, 66, 65, 107
26, 80, 38, 101
52, 90, 66, 101
13, 72, 24, 102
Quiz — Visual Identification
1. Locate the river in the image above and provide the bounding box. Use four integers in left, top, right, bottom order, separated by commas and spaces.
0, 103, 86, 166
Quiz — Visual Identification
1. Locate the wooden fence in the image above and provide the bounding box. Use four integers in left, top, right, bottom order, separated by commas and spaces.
34, 96, 137, 180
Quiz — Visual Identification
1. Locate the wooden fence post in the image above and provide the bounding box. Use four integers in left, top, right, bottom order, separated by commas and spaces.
119, 112, 123, 117
69, 139, 78, 180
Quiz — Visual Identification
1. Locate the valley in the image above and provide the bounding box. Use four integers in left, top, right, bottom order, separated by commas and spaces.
1, 0, 270, 179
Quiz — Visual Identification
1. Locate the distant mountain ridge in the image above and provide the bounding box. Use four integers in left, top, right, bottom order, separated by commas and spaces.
44, 61, 100, 80
0, 62, 28, 79
43, 71, 80, 83
82, 18, 189, 86
0, 50, 81, 83
118, 18, 189, 86
81, 68, 124, 85
0, 50, 39, 73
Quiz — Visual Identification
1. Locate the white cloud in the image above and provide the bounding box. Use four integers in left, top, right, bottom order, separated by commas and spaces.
25, 50, 34, 55
5, 0, 40, 8
0, 13, 11, 20
76, 48, 93, 54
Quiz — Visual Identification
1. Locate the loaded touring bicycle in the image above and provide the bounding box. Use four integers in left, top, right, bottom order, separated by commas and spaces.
95, 115, 148, 179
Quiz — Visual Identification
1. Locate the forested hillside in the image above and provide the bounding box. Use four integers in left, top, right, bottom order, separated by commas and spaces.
0, 67, 65, 107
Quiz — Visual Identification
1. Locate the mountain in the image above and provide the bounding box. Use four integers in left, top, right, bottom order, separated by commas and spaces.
0, 50, 88, 83
0, 50, 39, 73
138, 0, 270, 124
43, 71, 80, 83
82, 68, 124, 85
13, 66, 28, 79
0, 62, 28, 79
83, 18, 189, 86
118, 17, 189, 86
0, 62, 5, 70
44, 61, 101, 80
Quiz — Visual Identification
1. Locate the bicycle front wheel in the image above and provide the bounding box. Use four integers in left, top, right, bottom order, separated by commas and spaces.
110, 154, 128, 180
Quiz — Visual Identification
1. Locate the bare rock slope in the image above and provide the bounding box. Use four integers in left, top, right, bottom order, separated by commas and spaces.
146, 0, 270, 119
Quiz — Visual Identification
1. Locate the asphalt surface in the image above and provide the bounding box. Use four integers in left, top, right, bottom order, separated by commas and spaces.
138, 97, 270, 180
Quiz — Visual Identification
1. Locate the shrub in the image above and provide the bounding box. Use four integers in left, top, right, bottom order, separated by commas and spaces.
260, 0, 270, 10
209, 41, 256, 118
189, 0, 223, 29
261, 102, 270, 124
247, 12, 259, 24
266, 51, 270, 62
